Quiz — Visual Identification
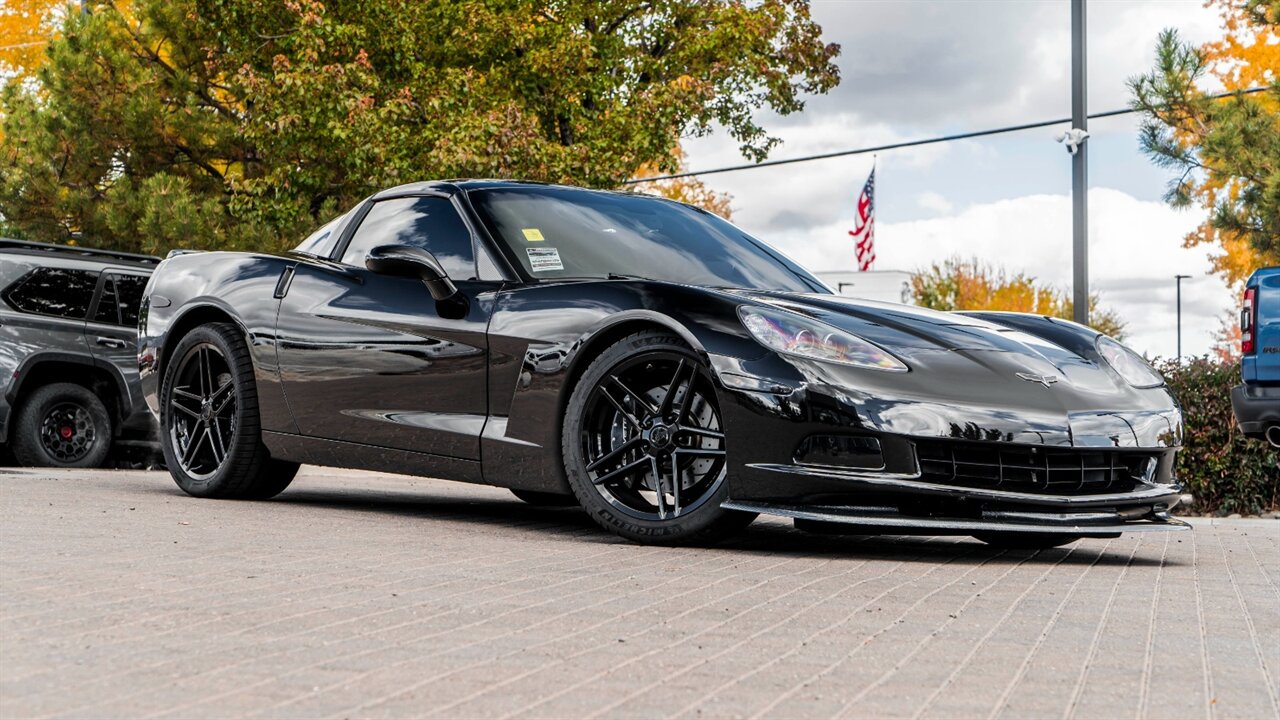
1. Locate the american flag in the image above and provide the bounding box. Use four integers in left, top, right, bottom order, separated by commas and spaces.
849, 168, 876, 271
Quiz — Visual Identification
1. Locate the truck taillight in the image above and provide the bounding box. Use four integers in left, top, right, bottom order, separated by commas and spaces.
1242, 287, 1256, 354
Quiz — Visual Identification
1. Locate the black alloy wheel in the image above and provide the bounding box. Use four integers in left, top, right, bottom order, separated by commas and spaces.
11, 383, 113, 468
563, 331, 755, 544
40, 402, 97, 463
583, 351, 727, 520
160, 322, 299, 499
168, 342, 237, 478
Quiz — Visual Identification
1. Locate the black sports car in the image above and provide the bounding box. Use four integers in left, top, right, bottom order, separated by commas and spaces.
139, 180, 1189, 547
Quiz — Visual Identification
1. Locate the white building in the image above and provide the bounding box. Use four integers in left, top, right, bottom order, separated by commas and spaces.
815, 270, 914, 305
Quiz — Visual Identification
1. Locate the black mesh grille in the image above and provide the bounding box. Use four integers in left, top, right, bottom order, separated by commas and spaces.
914, 441, 1157, 495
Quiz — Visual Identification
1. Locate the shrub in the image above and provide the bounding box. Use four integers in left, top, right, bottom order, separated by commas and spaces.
1158, 358, 1279, 515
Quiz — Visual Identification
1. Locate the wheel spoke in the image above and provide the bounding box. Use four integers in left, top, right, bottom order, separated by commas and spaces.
678, 425, 724, 440
609, 375, 657, 416
591, 456, 649, 486
207, 425, 226, 465
212, 381, 235, 416
197, 348, 210, 396
210, 378, 233, 405
674, 447, 726, 459
596, 386, 641, 431
181, 423, 205, 467
669, 455, 681, 516
172, 387, 202, 403
657, 359, 688, 419
650, 455, 668, 519
585, 436, 642, 473
170, 399, 200, 421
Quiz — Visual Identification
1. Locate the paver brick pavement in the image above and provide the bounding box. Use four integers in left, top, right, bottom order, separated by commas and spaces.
0, 466, 1276, 719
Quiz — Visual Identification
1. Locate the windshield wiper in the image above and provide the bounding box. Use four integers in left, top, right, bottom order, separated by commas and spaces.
607, 273, 655, 281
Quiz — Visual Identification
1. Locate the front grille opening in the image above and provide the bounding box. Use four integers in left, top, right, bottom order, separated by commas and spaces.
914, 440, 1157, 495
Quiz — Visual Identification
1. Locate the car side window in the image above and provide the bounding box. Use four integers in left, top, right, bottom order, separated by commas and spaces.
93, 273, 148, 327
294, 213, 346, 257
340, 196, 476, 279
93, 275, 119, 325
2, 267, 98, 320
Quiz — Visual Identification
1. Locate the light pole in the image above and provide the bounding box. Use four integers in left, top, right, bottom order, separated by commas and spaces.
1071, 0, 1089, 326
1175, 274, 1191, 360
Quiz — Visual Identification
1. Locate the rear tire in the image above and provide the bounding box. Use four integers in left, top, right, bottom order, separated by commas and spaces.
160, 322, 298, 499
973, 532, 1082, 550
562, 330, 755, 545
510, 489, 579, 507
11, 383, 113, 468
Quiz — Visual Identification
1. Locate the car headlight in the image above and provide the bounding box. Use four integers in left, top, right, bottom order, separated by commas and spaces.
1096, 336, 1164, 388
738, 306, 907, 371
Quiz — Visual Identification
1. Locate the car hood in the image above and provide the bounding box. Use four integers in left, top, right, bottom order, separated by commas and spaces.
717, 289, 1181, 448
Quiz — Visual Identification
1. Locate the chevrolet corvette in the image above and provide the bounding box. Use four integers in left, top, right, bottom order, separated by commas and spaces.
139, 180, 1189, 547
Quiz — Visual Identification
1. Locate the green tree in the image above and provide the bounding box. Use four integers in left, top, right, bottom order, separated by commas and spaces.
910, 257, 1127, 340
0, 0, 838, 255
1129, 1, 1280, 285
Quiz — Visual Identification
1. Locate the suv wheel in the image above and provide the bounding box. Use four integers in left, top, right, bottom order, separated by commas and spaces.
11, 383, 113, 468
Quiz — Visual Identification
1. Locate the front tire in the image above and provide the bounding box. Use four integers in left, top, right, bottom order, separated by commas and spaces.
11, 383, 113, 468
562, 330, 755, 545
160, 322, 298, 499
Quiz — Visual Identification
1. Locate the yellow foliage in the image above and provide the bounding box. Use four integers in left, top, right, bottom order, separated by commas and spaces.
0, 0, 61, 79
631, 145, 733, 219
0, 1, 135, 80
911, 257, 1127, 338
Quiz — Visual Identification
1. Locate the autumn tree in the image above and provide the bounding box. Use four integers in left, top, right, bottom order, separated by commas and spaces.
910, 257, 1127, 340
1130, 0, 1280, 286
0, 0, 837, 255
631, 146, 733, 219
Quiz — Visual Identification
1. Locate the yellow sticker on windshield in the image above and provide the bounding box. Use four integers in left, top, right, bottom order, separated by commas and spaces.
521, 228, 545, 242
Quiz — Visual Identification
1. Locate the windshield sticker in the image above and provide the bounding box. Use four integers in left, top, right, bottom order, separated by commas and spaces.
521, 228, 545, 242
526, 247, 564, 272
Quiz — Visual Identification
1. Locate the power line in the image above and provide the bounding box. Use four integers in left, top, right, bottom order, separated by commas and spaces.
624, 86, 1271, 184
0, 41, 50, 51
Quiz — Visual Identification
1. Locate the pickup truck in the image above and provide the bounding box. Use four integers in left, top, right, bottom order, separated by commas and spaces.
1231, 266, 1280, 447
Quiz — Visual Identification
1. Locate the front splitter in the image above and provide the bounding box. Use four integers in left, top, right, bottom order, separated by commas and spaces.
721, 501, 1193, 536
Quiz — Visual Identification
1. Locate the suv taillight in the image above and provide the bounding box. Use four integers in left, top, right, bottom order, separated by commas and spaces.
1242, 287, 1256, 355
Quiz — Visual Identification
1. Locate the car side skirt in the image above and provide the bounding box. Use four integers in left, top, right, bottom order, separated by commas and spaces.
263, 431, 482, 484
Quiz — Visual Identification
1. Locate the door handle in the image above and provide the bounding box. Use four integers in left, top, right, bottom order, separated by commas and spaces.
95, 336, 126, 349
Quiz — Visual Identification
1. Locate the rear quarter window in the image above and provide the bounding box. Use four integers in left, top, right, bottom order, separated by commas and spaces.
2, 267, 99, 320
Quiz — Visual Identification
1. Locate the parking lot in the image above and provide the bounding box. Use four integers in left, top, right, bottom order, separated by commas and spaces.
1, 467, 1276, 719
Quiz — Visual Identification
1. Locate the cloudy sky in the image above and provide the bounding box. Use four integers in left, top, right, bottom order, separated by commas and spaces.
681, 0, 1237, 360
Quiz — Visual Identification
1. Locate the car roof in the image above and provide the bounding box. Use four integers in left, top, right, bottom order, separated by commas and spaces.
0, 239, 159, 270
370, 179, 646, 201
1248, 266, 1280, 285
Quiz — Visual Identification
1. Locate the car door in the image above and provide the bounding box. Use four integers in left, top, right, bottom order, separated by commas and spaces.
0, 262, 96, 375
86, 269, 150, 410
274, 193, 497, 459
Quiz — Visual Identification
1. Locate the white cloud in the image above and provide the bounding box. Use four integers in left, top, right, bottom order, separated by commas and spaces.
915, 191, 953, 215
746, 188, 1233, 360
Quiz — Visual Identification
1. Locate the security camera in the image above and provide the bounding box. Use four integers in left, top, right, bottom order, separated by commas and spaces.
1056, 128, 1090, 155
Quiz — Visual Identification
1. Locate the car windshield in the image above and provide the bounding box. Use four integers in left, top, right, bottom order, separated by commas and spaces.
467, 186, 824, 292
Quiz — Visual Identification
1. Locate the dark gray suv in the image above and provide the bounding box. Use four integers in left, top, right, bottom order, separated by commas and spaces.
0, 239, 159, 467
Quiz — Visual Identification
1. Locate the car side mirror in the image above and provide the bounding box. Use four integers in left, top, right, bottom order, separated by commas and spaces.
365, 244, 459, 302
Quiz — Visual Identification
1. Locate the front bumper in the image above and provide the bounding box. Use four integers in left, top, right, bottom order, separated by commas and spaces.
726, 461, 1187, 536
1231, 384, 1280, 439
723, 500, 1190, 536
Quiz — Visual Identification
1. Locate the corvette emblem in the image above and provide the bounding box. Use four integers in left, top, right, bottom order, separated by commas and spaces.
1016, 372, 1059, 388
